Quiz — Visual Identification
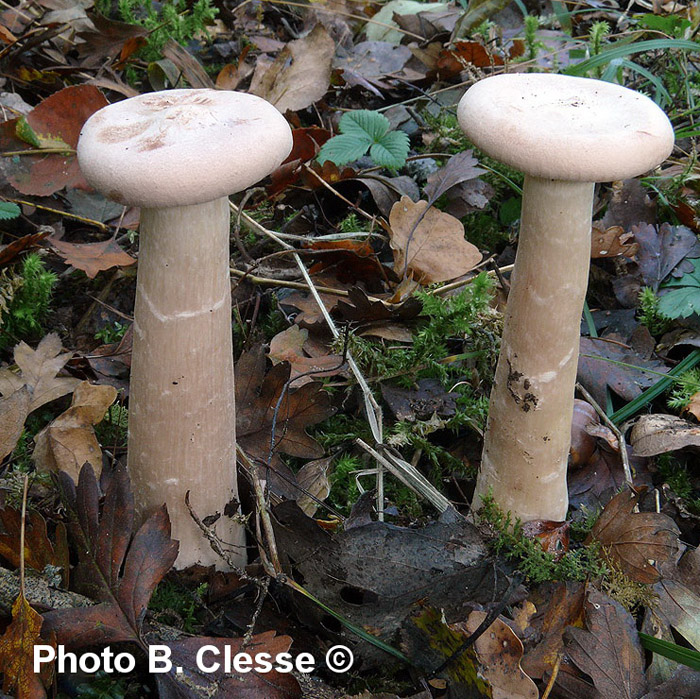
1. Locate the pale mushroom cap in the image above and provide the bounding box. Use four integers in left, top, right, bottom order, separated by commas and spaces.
458, 74, 674, 182
78, 89, 293, 208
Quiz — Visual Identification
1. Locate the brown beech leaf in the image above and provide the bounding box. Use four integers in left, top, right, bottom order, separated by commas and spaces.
1, 85, 108, 196
629, 414, 700, 457
0, 334, 79, 412
268, 325, 343, 387
0, 508, 68, 581
458, 611, 538, 699
303, 238, 387, 290
0, 229, 52, 268
586, 486, 680, 583
77, 12, 149, 66
33, 381, 118, 481
564, 588, 647, 699
332, 286, 422, 327
250, 24, 335, 113
42, 463, 179, 646
48, 232, 135, 279
389, 196, 482, 284
0, 592, 53, 698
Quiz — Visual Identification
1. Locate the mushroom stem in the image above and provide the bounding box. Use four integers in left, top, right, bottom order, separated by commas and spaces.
128, 197, 244, 568
473, 177, 594, 522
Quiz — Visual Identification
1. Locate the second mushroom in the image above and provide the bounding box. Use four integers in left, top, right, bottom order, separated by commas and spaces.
458, 74, 673, 522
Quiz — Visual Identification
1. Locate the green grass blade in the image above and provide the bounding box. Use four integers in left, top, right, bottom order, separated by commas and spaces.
565, 38, 700, 77
285, 578, 412, 664
609, 349, 700, 424
639, 632, 700, 671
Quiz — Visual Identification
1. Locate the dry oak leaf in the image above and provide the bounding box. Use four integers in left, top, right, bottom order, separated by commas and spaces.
389, 196, 482, 283
33, 381, 117, 482
0, 386, 29, 461
236, 345, 335, 462
586, 486, 679, 584
564, 588, 647, 699
48, 231, 135, 279
249, 24, 335, 113
296, 455, 334, 516
0, 592, 53, 698
460, 611, 538, 699
0, 333, 79, 412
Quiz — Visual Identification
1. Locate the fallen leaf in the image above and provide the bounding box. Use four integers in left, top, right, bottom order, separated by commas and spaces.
389, 196, 482, 283
459, 611, 538, 699
0, 507, 69, 581
423, 150, 485, 202
565, 588, 647, 698
33, 381, 118, 481
0, 593, 53, 698
586, 487, 680, 583
683, 390, 700, 420
42, 463, 179, 646
0, 229, 52, 268
633, 222, 700, 290
577, 336, 668, 408
332, 286, 423, 331
297, 456, 334, 517
630, 414, 700, 456
0, 386, 29, 460
156, 631, 301, 698
653, 579, 700, 651
334, 41, 412, 89
436, 40, 506, 77
0, 334, 79, 412
598, 179, 657, 232
77, 11, 149, 67
268, 325, 344, 387
48, 232, 135, 279
381, 379, 458, 422
641, 667, 700, 699
303, 237, 387, 290
591, 224, 639, 258
250, 24, 335, 113
235, 346, 335, 498
161, 39, 215, 89
1, 85, 108, 196
522, 582, 586, 679
521, 520, 569, 560
365, 1, 448, 43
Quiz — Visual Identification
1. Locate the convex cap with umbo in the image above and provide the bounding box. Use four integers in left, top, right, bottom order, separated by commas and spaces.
458, 73, 674, 182
78, 89, 293, 208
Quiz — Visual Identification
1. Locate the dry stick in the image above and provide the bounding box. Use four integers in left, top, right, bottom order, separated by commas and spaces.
19, 475, 28, 600
237, 446, 283, 576
575, 382, 633, 486
5, 197, 110, 231
541, 653, 562, 699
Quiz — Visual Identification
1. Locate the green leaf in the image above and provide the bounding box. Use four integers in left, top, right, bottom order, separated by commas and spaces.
369, 130, 410, 169
0, 203, 20, 220
317, 133, 372, 166
339, 109, 390, 142
639, 632, 700, 671
658, 259, 700, 319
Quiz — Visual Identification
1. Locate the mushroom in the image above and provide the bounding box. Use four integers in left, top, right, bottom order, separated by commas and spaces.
78, 89, 292, 567
458, 74, 673, 522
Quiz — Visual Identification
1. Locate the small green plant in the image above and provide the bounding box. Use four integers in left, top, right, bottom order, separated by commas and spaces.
478, 493, 609, 584
95, 403, 129, 450
638, 286, 673, 336
657, 258, 700, 319
0, 253, 57, 350
0, 202, 20, 220
588, 21, 611, 78
149, 579, 209, 634
656, 454, 700, 514
104, 0, 218, 64
95, 321, 128, 344
666, 367, 700, 411
523, 15, 543, 61
317, 111, 410, 170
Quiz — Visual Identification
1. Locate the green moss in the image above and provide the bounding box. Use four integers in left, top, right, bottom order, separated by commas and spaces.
477, 493, 609, 584
0, 253, 57, 350
149, 578, 209, 634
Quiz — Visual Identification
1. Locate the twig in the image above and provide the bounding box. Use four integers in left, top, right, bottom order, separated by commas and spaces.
243, 577, 270, 646
541, 653, 562, 699
5, 197, 110, 231
20, 475, 28, 599
575, 383, 633, 486
236, 446, 283, 577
